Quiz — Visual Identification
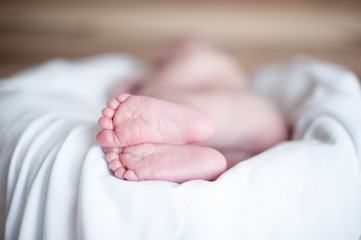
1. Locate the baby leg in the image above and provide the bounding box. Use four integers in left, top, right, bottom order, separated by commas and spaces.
145, 38, 248, 92
105, 143, 227, 183
147, 90, 289, 154
136, 38, 288, 153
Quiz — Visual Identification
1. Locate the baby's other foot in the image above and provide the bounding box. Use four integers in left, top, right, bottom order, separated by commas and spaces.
106, 143, 226, 183
96, 94, 215, 148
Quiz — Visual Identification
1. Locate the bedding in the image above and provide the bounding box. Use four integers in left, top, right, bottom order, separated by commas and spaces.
0, 54, 360, 240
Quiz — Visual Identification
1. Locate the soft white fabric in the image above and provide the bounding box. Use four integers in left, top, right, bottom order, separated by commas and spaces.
0, 55, 360, 240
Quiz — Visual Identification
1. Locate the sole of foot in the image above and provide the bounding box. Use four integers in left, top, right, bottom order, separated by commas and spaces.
105, 143, 227, 183
96, 93, 215, 148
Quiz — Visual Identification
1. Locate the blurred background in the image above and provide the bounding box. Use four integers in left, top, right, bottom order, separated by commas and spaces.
0, 0, 360, 78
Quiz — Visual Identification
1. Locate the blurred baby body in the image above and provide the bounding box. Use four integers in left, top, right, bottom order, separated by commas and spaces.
97, 38, 289, 183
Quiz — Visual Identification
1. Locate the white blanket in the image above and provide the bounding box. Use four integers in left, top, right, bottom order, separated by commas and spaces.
0, 55, 360, 240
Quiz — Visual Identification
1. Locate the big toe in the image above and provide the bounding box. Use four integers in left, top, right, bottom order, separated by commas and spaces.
96, 129, 120, 147
124, 170, 139, 181
102, 107, 115, 118
98, 116, 114, 129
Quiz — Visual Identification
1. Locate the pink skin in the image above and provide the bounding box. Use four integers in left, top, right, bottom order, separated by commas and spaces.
97, 38, 289, 183
96, 93, 215, 147
105, 143, 226, 183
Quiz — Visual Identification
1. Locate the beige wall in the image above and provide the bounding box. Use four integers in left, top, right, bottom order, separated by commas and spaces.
0, 1, 360, 78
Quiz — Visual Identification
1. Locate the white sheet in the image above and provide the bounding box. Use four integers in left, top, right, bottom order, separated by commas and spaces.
0, 55, 360, 240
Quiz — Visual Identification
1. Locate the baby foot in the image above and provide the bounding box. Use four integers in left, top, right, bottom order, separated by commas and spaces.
105, 143, 227, 183
96, 93, 215, 148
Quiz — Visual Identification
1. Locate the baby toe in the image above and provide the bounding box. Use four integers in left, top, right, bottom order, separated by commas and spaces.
116, 93, 131, 103
109, 160, 122, 171
105, 152, 119, 163
96, 129, 121, 147
98, 117, 114, 129
115, 168, 126, 179
124, 170, 139, 181
102, 107, 115, 118
107, 99, 120, 110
